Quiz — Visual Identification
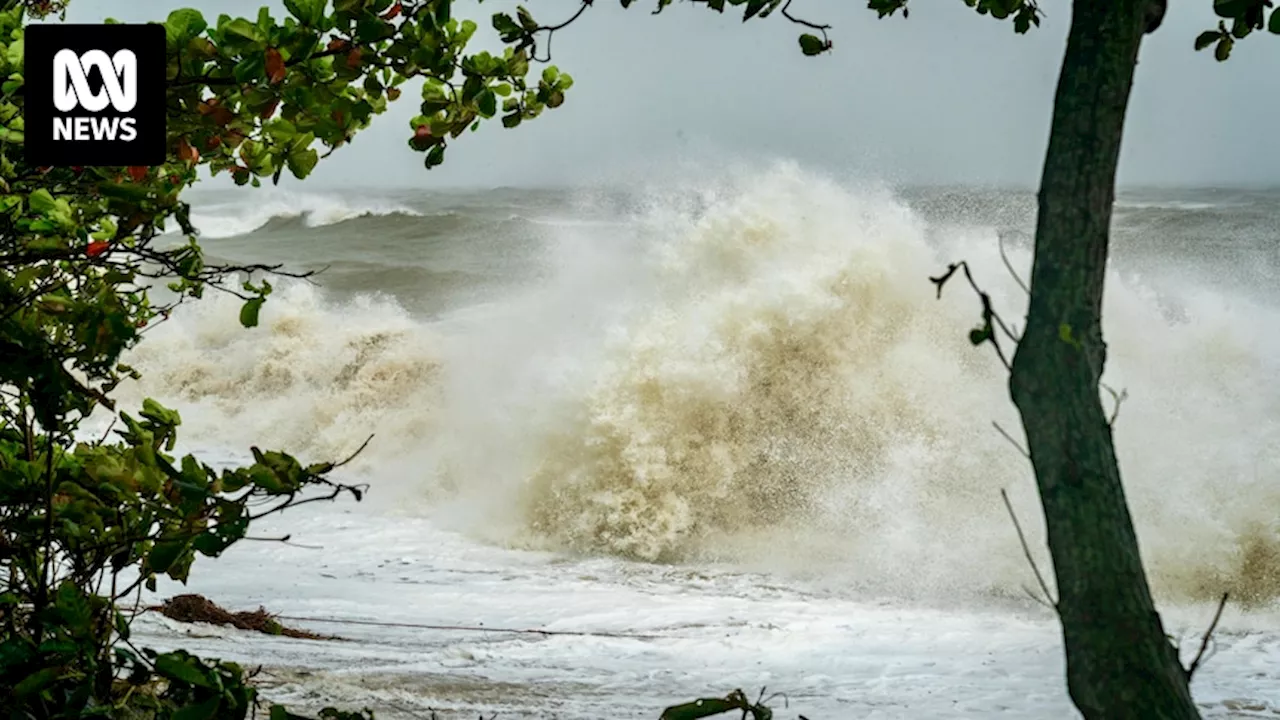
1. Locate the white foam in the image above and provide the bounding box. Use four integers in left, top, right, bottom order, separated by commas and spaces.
111, 163, 1280, 604
185, 189, 422, 238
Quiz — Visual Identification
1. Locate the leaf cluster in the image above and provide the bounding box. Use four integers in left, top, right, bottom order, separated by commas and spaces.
0, 0, 572, 716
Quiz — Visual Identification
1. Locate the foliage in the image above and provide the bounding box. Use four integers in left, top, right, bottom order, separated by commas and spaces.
1194, 0, 1280, 60
0, 0, 589, 715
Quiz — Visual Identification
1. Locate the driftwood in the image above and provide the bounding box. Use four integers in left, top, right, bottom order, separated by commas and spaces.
154, 594, 337, 640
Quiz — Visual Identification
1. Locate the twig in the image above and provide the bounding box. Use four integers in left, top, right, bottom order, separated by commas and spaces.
992, 421, 1030, 460
96, 416, 118, 445
1100, 382, 1128, 428
781, 0, 832, 47
1021, 584, 1055, 611
757, 685, 789, 709
998, 232, 1029, 298
332, 434, 374, 470
523, 1, 594, 63
1000, 488, 1057, 610
241, 535, 325, 550
1185, 592, 1229, 680
930, 260, 1018, 370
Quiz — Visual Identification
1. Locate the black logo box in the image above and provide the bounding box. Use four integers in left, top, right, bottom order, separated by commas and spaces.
25, 23, 166, 167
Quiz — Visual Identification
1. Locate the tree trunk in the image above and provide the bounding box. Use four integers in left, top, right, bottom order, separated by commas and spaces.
1009, 1, 1199, 718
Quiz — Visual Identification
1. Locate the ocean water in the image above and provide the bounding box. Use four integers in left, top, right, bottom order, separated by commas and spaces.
94, 163, 1279, 717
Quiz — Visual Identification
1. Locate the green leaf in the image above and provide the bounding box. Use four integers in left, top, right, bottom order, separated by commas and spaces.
165, 9, 208, 47
147, 540, 186, 574
1214, 0, 1253, 19
1195, 30, 1222, 49
284, 0, 326, 26
1013, 9, 1032, 34
13, 667, 60, 697
1214, 36, 1233, 61
222, 17, 266, 45
476, 88, 496, 117
356, 12, 393, 42
798, 33, 826, 56
28, 188, 56, 214
234, 52, 266, 83
240, 296, 265, 327
114, 609, 131, 640
517, 6, 538, 30
424, 144, 445, 168
5, 38, 21, 68
154, 653, 214, 688
492, 12, 521, 39
286, 147, 319, 179
1270, 9, 1280, 33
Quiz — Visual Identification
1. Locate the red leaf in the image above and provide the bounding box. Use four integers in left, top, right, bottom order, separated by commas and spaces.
381, 2, 402, 20
86, 241, 109, 258
127, 166, 148, 183
260, 98, 280, 119
211, 106, 235, 126
205, 135, 223, 149
346, 48, 363, 69
266, 47, 286, 84
176, 139, 200, 164
327, 38, 348, 52
387, 87, 401, 101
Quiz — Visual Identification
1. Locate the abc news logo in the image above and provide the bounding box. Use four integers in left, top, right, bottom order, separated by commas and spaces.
26, 24, 164, 166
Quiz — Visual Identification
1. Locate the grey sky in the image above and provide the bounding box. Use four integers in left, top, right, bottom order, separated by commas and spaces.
63, 1, 1280, 189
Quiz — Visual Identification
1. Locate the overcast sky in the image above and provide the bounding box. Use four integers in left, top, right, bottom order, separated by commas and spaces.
62, 1, 1280, 189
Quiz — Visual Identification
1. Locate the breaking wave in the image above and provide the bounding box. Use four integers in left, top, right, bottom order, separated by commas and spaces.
114, 163, 1280, 604
187, 189, 422, 238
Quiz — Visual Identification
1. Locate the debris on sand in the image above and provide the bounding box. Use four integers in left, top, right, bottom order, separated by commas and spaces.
155, 594, 339, 641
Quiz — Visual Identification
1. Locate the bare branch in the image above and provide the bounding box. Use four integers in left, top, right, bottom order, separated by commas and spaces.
992, 421, 1030, 460
930, 260, 1017, 370
781, 0, 832, 47
998, 231, 1029, 298
1001, 488, 1057, 610
1100, 382, 1128, 428
332, 434, 375, 470
1185, 592, 1229, 680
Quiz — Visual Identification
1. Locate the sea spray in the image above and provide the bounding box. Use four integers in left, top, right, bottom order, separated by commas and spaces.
107, 163, 1280, 604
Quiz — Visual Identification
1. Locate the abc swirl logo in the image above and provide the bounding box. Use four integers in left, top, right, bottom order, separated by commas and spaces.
52, 49, 139, 141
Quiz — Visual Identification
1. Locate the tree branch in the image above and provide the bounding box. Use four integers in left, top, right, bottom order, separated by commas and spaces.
1185, 592, 1229, 680
1001, 488, 1057, 610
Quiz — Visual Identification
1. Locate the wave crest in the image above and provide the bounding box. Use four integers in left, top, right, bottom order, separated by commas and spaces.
189, 190, 422, 238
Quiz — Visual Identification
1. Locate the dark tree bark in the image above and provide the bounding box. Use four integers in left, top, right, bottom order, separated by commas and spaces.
1009, 0, 1199, 718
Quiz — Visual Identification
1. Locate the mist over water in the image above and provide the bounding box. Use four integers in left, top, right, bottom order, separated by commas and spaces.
111, 163, 1280, 607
